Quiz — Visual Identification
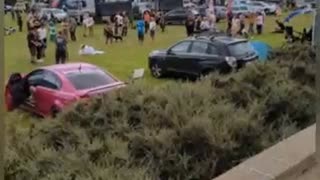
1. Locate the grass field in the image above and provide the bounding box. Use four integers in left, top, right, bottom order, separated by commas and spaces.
4, 12, 313, 125
5, 13, 313, 83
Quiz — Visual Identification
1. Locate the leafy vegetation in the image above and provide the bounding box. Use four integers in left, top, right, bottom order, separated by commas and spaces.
5, 44, 316, 180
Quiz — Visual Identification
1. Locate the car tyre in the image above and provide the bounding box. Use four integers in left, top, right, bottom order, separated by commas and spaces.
150, 63, 164, 78
51, 106, 61, 118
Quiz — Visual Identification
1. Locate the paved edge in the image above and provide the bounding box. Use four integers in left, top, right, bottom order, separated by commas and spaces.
213, 124, 316, 180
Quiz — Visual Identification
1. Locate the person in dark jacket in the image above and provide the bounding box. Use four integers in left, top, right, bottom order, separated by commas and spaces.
55, 31, 68, 64
185, 16, 195, 37
17, 11, 23, 32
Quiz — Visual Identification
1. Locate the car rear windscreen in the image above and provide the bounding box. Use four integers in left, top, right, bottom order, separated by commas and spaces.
66, 68, 117, 90
228, 42, 255, 57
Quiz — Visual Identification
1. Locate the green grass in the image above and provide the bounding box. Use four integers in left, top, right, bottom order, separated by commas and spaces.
5, 13, 313, 83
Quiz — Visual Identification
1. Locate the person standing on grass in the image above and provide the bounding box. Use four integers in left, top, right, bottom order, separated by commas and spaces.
122, 12, 129, 37
185, 16, 195, 36
149, 17, 156, 41
27, 27, 39, 64
143, 10, 151, 33
104, 20, 114, 44
17, 11, 23, 32
49, 21, 57, 42
37, 24, 47, 61
247, 11, 255, 34
256, 12, 264, 35
69, 17, 77, 41
87, 15, 95, 37
239, 13, 246, 35
159, 12, 166, 33
61, 18, 69, 41
136, 19, 145, 45
55, 31, 68, 64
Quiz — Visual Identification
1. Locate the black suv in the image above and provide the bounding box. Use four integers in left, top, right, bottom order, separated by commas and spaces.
148, 36, 258, 78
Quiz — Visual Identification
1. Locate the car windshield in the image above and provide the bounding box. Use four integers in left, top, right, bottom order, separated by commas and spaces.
65, 68, 117, 90
228, 42, 255, 57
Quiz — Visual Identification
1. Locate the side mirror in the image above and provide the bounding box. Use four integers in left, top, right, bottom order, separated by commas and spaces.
167, 49, 175, 55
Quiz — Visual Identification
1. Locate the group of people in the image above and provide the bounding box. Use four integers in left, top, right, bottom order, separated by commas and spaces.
26, 9, 68, 64
227, 11, 266, 38
103, 10, 166, 45
185, 11, 217, 37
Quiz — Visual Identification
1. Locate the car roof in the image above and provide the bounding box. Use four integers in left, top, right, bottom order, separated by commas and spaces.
187, 36, 248, 45
41, 62, 99, 74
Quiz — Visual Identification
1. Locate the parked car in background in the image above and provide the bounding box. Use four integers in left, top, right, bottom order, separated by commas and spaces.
164, 8, 199, 25
39, 8, 68, 22
148, 36, 258, 79
5, 63, 125, 117
247, 1, 277, 14
232, 5, 251, 16
196, 5, 227, 22
5, 5, 13, 13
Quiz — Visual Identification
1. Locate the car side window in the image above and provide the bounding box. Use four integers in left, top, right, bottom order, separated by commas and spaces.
208, 45, 220, 55
27, 70, 61, 90
170, 41, 191, 54
43, 71, 62, 90
190, 41, 208, 54
27, 70, 45, 86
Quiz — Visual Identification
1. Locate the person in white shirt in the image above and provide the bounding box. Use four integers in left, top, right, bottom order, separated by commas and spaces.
87, 15, 95, 37
200, 17, 210, 31
149, 17, 156, 41
37, 24, 47, 62
231, 15, 240, 37
256, 12, 264, 34
207, 10, 216, 31
115, 13, 124, 36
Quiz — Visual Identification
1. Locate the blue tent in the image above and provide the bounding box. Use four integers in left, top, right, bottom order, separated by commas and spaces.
284, 7, 314, 23
250, 41, 272, 62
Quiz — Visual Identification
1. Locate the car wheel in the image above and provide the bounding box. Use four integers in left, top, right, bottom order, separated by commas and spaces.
51, 106, 61, 118
151, 63, 164, 78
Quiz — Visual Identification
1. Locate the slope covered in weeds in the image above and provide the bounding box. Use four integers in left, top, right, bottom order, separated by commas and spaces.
5, 44, 316, 180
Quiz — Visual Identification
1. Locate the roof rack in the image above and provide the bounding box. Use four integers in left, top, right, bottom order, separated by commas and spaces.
194, 34, 216, 41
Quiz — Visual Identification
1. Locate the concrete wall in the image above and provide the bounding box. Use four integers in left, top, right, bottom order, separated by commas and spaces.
213, 124, 317, 180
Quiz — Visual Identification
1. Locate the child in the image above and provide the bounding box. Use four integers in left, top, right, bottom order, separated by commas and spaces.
49, 21, 57, 42
136, 19, 145, 45
149, 17, 156, 41
55, 31, 68, 64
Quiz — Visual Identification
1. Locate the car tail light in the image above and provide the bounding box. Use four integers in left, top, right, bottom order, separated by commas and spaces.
225, 56, 237, 68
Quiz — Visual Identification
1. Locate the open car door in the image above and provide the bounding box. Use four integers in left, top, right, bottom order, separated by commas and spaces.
5, 73, 31, 111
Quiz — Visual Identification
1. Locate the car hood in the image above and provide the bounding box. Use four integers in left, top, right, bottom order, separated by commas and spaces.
149, 49, 168, 57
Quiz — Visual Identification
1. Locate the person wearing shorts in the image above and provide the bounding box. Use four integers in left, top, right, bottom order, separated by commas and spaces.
136, 19, 145, 44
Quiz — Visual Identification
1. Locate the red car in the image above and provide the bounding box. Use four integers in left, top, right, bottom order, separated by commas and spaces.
5, 63, 126, 117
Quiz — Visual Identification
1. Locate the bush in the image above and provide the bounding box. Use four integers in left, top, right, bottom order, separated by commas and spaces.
5, 44, 316, 180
